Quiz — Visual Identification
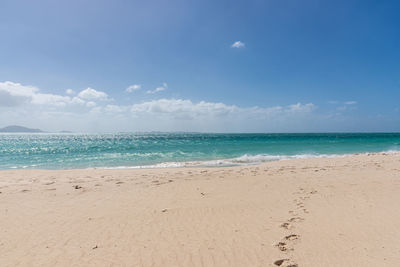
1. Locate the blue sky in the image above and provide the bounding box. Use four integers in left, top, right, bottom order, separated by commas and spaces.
0, 0, 399, 132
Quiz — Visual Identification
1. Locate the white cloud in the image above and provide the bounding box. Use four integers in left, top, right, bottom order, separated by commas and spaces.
0, 81, 38, 97
287, 103, 316, 113
105, 104, 128, 113
329, 100, 357, 105
30, 93, 72, 107
89, 106, 102, 114
329, 101, 357, 112
71, 97, 85, 105
86, 101, 97, 107
231, 41, 245, 48
0, 81, 38, 106
2, 80, 354, 132
77, 87, 109, 100
131, 99, 315, 120
337, 102, 357, 112
131, 99, 236, 116
146, 82, 167, 94
0, 81, 86, 107
66, 89, 75, 95
126, 84, 141, 93
126, 99, 319, 132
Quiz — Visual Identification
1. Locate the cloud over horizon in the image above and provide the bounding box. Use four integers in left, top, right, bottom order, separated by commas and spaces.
77, 88, 109, 101
0, 81, 328, 132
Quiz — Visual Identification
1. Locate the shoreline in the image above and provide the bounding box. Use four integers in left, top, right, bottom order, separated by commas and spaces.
4, 151, 400, 171
1, 153, 400, 266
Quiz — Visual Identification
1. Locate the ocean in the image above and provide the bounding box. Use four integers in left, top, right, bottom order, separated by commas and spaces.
0, 133, 399, 170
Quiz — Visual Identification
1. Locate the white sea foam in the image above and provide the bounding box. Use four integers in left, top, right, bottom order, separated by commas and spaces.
98, 149, 400, 170
101, 153, 352, 170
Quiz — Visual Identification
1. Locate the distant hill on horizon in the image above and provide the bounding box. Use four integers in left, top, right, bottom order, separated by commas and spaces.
0, 125, 44, 133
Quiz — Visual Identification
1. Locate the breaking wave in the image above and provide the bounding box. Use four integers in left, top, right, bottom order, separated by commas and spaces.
102, 153, 350, 169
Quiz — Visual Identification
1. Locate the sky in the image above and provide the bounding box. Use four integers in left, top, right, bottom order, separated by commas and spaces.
0, 0, 399, 132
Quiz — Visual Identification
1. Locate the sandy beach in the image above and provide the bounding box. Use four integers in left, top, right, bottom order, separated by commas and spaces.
1, 153, 400, 266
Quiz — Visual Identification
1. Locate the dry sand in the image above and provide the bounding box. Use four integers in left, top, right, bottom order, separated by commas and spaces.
1, 153, 400, 266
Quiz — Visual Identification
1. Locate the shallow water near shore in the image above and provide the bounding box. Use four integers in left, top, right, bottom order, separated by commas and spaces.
0, 132, 399, 169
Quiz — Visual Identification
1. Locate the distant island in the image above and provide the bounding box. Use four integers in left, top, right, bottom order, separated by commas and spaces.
0, 125, 44, 133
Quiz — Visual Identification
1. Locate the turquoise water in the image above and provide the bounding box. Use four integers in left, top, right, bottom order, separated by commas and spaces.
0, 133, 399, 169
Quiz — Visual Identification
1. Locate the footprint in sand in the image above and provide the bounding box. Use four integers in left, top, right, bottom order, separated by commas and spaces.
275, 188, 310, 267
276, 242, 289, 251
275, 235, 300, 251
274, 259, 298, 267
280, 222, 292, 229
274, 259, 288, 266
285, 234, 300, 241
289, 217, 304, 223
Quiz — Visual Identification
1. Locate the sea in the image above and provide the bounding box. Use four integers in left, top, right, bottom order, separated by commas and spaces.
0, 133, 399, 170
